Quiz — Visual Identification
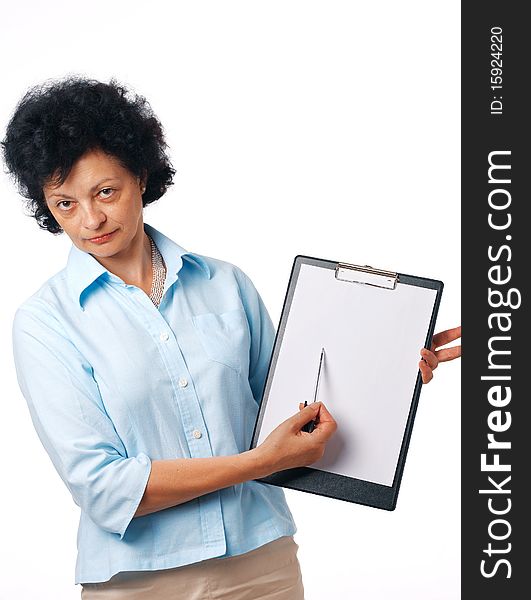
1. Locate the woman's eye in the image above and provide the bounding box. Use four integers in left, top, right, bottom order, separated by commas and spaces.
99, 188, 114, 198
57, 200, 72, 210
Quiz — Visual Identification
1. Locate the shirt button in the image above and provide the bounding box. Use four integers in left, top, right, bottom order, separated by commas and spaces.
178, 377, 188, 388
160, 332, 169, 341
192, 429, 202, 439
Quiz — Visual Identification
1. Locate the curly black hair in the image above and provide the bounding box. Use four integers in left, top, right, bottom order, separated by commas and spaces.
1, 75, 175, 234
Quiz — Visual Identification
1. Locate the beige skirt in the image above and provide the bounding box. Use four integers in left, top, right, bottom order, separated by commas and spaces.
80, 535, 305, 599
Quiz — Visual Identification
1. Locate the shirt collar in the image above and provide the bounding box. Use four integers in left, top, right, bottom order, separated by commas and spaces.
65, 221, 211, 311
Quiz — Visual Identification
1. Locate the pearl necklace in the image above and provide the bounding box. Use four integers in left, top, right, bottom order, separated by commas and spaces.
147, 234, 166, 307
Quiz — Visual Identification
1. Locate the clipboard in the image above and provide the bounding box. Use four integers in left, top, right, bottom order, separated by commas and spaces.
249, 255, 443, 510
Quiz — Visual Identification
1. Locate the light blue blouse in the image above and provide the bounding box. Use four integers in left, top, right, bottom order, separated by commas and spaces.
12, 222, 296, 585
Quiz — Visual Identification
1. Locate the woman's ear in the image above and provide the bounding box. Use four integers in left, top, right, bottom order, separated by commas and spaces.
138, 169, 148, 194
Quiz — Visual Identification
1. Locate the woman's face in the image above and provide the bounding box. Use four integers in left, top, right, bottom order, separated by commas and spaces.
43, 148, 146, 259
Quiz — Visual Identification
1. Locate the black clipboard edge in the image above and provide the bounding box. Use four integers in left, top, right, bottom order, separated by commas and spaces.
255, 468, 397, 511
388, 271, 444, 509
249, 254, 444, 511
249, 255, 303, 452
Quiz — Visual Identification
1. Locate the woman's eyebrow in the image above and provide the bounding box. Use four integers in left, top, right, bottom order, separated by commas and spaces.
49, 178, 120, 199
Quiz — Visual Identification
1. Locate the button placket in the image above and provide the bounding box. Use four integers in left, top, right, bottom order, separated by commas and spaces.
112, 265, 225, 553
155, 319, 209, 454
120, 283, 212, 457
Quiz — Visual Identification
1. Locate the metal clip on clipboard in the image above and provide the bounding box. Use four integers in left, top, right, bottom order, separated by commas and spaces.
335, 262, 398, 290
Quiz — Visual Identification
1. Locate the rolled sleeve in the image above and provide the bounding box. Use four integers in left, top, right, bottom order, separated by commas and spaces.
12, 304, 152, 540
234, 268, 277, 405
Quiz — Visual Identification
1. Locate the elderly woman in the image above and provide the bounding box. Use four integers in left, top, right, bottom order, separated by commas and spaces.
3, 76, 461, 599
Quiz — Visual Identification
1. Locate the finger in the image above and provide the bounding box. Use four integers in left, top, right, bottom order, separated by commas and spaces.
431, 326, 461, 349
312, 401, 335, 423
290, 402, 321, 431
420, 348, 438, 370
312, 402, 337, 434
299, 403, 304, 411
419, 359, 433, 384
313, 408, 337, 439
435, 345, 462, 362
432, 325, 462, 348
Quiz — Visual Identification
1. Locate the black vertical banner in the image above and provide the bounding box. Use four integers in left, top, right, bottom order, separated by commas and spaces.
462, 2, 528, 598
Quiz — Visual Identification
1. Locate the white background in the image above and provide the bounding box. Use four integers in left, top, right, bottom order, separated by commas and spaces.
0, 2, 460, 598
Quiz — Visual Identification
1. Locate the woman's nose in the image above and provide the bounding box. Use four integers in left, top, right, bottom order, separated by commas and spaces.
81, 204, 107, 229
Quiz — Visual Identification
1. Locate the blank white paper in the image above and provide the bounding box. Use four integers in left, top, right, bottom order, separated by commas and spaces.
256, 263, 438, 486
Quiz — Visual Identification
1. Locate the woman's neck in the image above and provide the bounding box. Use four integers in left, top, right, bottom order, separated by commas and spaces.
92, 222, 153, 294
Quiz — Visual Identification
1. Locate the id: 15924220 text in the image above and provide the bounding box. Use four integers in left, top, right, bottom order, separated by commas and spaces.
490, 26, 503, 115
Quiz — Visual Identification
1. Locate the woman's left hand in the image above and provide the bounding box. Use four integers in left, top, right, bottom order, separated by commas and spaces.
419, 325, 461, 384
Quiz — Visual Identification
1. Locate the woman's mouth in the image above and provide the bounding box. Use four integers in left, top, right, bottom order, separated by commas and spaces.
87, 229, 118, 244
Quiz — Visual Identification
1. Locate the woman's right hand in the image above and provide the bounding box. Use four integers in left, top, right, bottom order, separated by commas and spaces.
255, 401, 337, 476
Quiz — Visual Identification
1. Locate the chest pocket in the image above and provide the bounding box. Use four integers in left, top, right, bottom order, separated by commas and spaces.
191, 307, 250, 373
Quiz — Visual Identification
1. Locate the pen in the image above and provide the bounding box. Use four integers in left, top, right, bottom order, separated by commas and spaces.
302, 347, 325, 433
